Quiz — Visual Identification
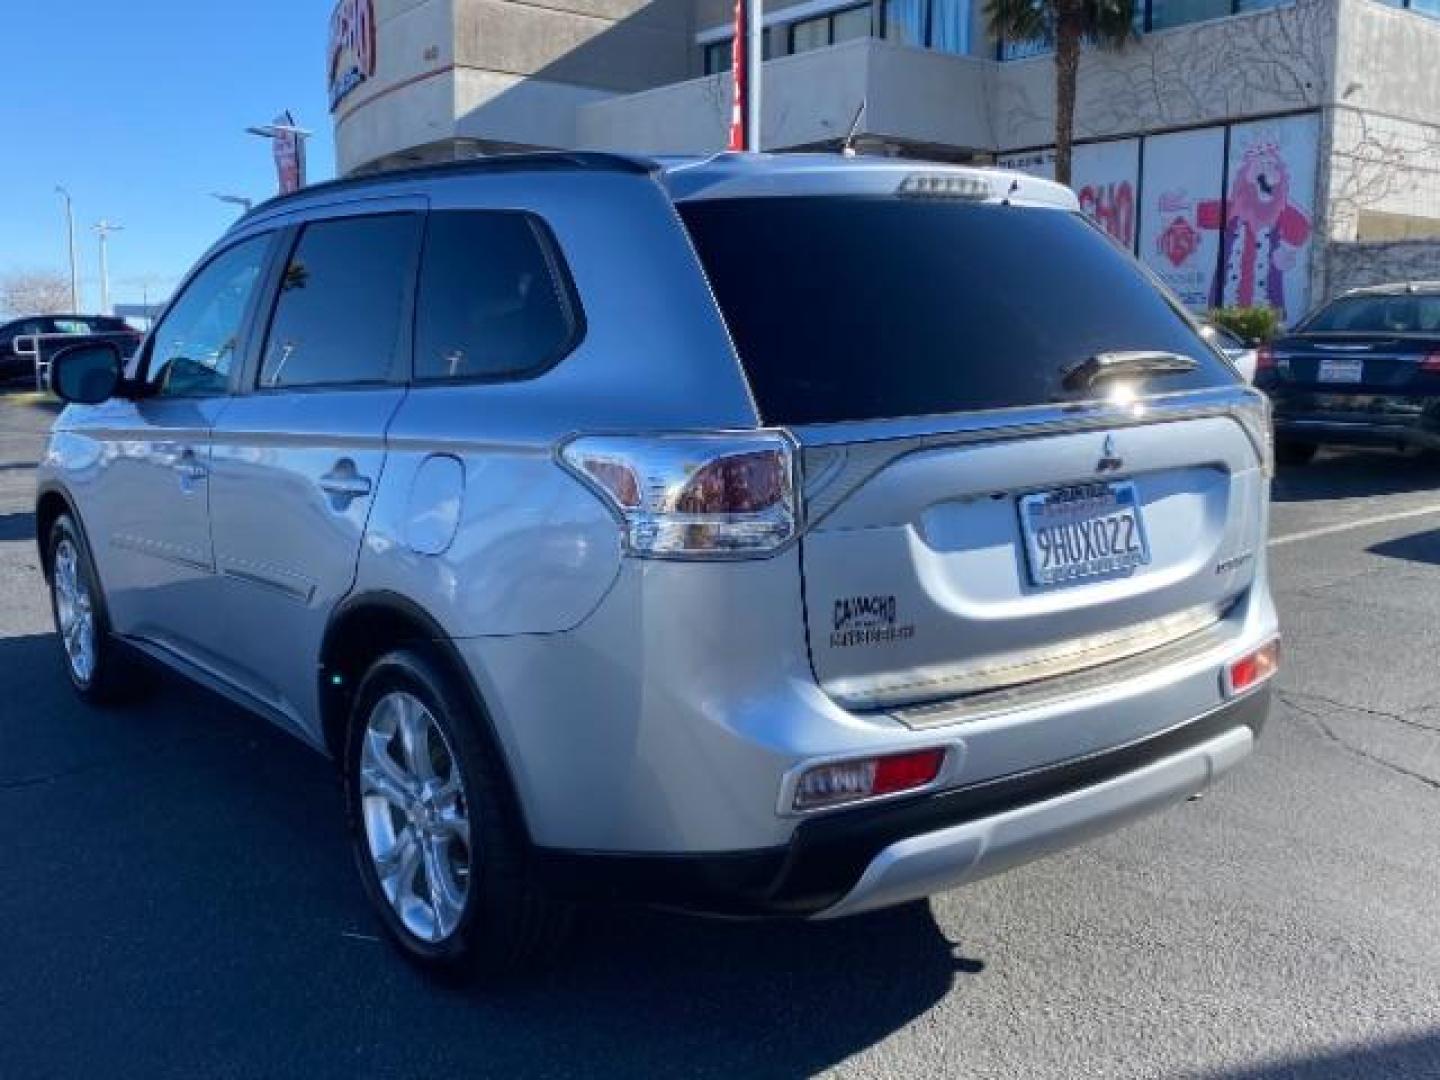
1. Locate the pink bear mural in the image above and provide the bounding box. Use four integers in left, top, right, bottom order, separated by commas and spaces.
1198, 139, 1311, 320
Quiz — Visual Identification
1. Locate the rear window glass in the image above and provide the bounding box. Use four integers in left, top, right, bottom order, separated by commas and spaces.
414, 211, 580, 382
1301, 295, 1440, 334
679, 197, 1234, 425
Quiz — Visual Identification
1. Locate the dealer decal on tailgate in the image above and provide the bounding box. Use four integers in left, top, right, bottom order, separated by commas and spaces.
831, 595, 916, 649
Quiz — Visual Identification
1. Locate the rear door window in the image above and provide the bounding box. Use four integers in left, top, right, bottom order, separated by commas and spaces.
259, 214, 421, 389
413, 211, 580, 382
678, 196, 1235, 425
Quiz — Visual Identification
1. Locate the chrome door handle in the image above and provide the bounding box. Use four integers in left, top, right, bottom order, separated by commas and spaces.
319, 461, 373, 508
320, 475, 372, 497
175, 448, 207, 484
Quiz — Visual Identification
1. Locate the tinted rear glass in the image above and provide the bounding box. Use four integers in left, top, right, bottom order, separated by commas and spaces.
679, 197, 1234, 425
1302, 295, 1440, 334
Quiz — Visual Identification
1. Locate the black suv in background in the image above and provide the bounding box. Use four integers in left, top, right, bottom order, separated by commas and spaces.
0, 315, 141, 385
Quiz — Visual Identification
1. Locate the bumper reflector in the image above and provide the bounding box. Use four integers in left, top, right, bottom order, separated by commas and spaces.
793, 748, 947, 812
1224, 639, 1280, 697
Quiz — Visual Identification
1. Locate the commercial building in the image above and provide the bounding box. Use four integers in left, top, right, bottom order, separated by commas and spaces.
329, 0, 1440, 314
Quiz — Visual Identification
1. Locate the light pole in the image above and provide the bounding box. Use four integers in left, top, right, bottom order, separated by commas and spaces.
55, 186, 80, 312
211, 192, 254, 213
93, 220, 123, 317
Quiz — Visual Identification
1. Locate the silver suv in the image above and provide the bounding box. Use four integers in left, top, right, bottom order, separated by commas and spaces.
37, 152, 1278, 977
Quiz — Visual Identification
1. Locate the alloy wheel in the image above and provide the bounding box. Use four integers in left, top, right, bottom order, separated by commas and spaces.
359, 691, 473, 943
53, 537, 96, 685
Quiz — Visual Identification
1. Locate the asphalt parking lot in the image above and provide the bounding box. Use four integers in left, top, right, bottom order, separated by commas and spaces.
2, 396, 1438, 1079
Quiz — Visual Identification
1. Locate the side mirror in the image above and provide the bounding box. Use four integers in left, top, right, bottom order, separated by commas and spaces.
50, 342, 124, 405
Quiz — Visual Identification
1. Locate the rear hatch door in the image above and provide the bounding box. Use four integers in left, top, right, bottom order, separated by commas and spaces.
678, 185, 1263, 712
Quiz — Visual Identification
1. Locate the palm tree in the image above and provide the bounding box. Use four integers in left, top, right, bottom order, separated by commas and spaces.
985, 0, 1137, 187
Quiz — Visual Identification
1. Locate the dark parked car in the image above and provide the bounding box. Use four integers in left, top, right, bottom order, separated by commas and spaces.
1257, 282, 1440, 464
0, 315, 141, 384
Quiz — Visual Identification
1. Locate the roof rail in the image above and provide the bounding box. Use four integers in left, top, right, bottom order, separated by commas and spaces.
239, 150, 660, 224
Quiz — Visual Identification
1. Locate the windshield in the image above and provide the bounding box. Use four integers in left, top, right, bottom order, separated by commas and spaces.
678, 196, 1235, 426
1302, 294, 1440, 334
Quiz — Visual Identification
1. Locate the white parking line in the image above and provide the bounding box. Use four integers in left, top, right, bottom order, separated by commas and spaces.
1270, 504, 1440, 547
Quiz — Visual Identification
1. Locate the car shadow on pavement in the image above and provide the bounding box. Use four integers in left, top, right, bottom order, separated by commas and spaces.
1368, 527, 1440, 567
1271, 449, 1440, 503
0, 629, 973, 1078
1208, 1029, 1440, 1078
0, 510, 35, 542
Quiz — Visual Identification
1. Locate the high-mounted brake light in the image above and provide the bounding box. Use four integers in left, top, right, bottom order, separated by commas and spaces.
791, 748, 948, 812
897, 173, 991, 200
561, 432, 798, 558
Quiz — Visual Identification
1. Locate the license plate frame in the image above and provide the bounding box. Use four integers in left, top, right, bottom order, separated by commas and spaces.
1318, 356, 1365, 383
1018, 481, 1151, 588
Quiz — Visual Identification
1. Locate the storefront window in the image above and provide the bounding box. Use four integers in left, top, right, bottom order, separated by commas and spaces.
703, 40, 731, 74
1149, 0, 1232, 30
883, 0, 929, 46
832, 4, 874, 41
930, 0, 970, 53
791, 14, 831, 52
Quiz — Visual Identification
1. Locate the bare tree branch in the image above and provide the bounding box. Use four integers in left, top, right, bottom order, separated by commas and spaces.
0, 270, 73, 319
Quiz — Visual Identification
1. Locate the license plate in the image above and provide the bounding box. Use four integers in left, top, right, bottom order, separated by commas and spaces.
1318, 357, 1364, 383
1019, 481, 1151, 587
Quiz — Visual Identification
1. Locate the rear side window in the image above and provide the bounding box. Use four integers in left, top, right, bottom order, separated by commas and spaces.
678, 197, 1235, 425
414, 211, 580, 382
260, 214, 420, 389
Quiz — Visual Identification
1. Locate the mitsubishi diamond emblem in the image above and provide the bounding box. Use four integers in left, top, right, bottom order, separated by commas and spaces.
1097, 435, 1124, 473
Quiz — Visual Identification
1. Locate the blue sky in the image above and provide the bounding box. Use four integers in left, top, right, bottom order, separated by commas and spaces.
2, 1, 335, 310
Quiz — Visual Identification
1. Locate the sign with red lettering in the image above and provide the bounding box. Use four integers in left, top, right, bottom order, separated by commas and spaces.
329, 0, 377, 112
998, 140, 1139, 251
1139, 127, 1224, 310
272, 111, 306, 195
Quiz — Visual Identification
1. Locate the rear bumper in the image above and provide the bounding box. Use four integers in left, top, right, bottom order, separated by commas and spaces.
533, 685, 1269, 918
1271, 395, 1440, 447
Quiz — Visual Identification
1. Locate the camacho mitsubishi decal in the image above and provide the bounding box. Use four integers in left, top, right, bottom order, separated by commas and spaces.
831, 595, 916, 649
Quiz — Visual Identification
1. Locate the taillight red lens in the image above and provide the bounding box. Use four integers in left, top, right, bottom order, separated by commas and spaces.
872, 749, 948, 796
792, 748, 947, 811
1225, 640, 1280, 697
1255, 344, 1275, 372
1420, 351, 1440, 373
583, 459, 642, 509
561, 432, 798, 558
674, 450, 786, 514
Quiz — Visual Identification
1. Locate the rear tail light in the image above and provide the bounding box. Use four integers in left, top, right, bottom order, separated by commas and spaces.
791, 748, 948, 812
1255, 345, 1291, 377
1233, 390, 1275, 479
1420, 351, 1440, 373
560, 431, 798, 558
1224, 639, 1280, 697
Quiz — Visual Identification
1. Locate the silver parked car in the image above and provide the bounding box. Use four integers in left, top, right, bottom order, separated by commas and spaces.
37, 152, 1278, 978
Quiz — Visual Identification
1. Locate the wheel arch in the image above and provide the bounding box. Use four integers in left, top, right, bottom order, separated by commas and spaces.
318, 590, 533, 841
35, 483, 82, 579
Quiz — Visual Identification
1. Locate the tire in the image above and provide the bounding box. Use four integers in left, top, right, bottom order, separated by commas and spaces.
46, 513, 145, 705
342, 647, 570, 979
1276, 439, 1319, 466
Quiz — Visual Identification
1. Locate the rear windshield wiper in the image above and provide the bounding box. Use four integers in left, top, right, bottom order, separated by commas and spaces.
1062, 350, 1198, 391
